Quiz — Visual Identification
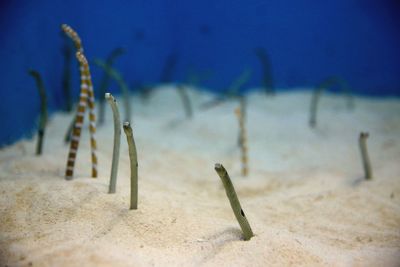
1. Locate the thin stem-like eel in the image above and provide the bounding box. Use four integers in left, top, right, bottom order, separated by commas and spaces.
64, 117, 75, 143
254, 47, 274, 95
334, 76, 354, 110
65, 52, 98, 180
226, 68, 252, 97
28, 70, 48, 155
177, 84, 193, 119
160, 52, 178, 83
62, 24, 98, 180
98, 47, 125, 126
106, 93, 121, 193
359, 132, 373, 180
62, 23, 83, 142
309, 84, 324, 128
235, 98, 248, 176
309, 76, 354, 128
214, 163, 254, 241
94, 59, 131, 122
123, 122, 138, 209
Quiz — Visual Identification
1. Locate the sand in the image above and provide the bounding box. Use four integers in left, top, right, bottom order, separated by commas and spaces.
0, 87, 399, 266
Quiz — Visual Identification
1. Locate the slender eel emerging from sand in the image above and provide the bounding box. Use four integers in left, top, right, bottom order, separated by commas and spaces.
78, 53, 98, 177
62, 24, 88, 145
335, 77, 354, 109
309, 84, 324, 128
177, 84, 193, 119
160, 52, 178, 83
200, 69, 251, 110
63, 28, 98, 180
227, 69, 252, 97
105, 93, 121, 193
64, 117, 76, 143
254, 47, 274, 95
94, 59, 131, 122
199, 97, 225, 110
65, 51, 98, 180
359, 132, 372, 180
185, 67, 212, 87
97, 48, 125, 126
29, 70, 48, 155
123, 122, 138, 209
235, 99, 248, 176
214, 163, 254, 240
309, 76, 354, 128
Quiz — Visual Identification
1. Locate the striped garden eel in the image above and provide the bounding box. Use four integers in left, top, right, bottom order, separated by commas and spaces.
61, 24, 83, 53
235, 98, 248, 177
62, 24, 97, 180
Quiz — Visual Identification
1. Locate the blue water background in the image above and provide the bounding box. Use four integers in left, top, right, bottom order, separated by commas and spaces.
0, 0, 399, 146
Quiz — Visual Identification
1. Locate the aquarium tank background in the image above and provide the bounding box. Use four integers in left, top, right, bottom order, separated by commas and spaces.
0, 0, 399, 147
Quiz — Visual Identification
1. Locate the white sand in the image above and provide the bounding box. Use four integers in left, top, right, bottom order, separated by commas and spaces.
0, 87, 399, 266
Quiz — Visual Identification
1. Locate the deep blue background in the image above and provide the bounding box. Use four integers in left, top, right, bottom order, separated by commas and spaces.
0, 0, 399, 147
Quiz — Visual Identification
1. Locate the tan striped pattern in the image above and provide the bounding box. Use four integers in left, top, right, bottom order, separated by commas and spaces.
62, 23, 97, 180
61, 24, 83, 53
235, 106, 248, 177
65, 52, 98, 179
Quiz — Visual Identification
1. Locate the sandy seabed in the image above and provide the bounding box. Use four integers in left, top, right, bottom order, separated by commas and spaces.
0, 87, 399, 267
